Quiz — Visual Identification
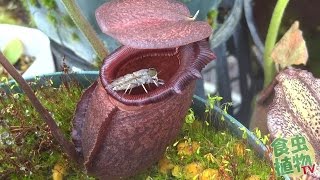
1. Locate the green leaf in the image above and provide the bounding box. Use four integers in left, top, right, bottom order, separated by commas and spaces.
2, 39, 24, 65
185, 108, 195, 124
240, 127, 247, 139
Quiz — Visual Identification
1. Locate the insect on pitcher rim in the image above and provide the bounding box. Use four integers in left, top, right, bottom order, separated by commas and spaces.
100, 39, 215, 106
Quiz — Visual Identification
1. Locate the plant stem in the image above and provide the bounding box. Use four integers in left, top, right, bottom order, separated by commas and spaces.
61, 0, 108, 61
263, 0, 289, 87
0, 52, 79, 162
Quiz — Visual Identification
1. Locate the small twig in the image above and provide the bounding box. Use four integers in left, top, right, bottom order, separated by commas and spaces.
0, 52, 78, 162
10, 126, 34, 133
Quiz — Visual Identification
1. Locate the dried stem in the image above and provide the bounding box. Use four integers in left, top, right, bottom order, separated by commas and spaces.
0, 52, 78, 162
61, 0, 108, 60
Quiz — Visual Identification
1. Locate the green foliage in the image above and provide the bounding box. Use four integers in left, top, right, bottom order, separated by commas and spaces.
205, 94, 222, 113
0, 80, 272, 179
207, 9, 219, 29
205, 95, 232, 122
239, 127, 248, 139
39, 0, 57, 10
46, 13, 57, 25
135, 106, 272, 180
2, 39, 24, 65
0, 11, 20, 25
0, 78, 87, 179
62, 15, 76, 28
29, 0, 39, 6
253, 128, 270, 145
185, 108, 195, 124
263, 0, 290, 87
220, 102, 232, 122
71, 32, 80, 42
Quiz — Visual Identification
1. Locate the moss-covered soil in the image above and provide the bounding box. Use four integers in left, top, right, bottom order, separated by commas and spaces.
0, 77, 274, 179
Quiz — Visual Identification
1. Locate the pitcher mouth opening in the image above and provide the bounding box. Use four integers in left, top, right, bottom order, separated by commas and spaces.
100, 39, 215, 106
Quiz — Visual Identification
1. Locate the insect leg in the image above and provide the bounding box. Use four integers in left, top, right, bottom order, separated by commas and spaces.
153, 80, 159, 87
141, 84, 148, 93
158, 79, 165, 85
124, 84, 131, 94
128, 86, 133, 94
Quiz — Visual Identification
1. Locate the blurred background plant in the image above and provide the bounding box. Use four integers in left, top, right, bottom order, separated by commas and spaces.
20, 0, 224, 70
0, 0, 30, 25
252, 0, 320, 78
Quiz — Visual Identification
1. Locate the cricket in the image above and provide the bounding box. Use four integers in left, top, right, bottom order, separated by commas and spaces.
109, 68, 164, 94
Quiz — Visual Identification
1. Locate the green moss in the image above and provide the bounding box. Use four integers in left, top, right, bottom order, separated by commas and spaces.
134, 110, 273, 179
0, 78, 86, 179
0, 78, 273, 179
